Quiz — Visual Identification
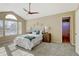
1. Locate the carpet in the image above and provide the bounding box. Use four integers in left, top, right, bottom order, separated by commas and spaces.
0, 47, 7, 56
27, 42, 78, 56
8, 44, 17, 51
0, 42, 78, 56
12, 49, 33, 56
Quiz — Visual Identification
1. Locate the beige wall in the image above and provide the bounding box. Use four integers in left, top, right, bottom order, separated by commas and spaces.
26, 11, 75, 45
0, 11, 27, 43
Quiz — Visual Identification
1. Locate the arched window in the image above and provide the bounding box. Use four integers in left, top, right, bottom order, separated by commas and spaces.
4, 14, 22, 35
5, 14, 17, 20
0, 14, 22, 37
5, 14, 17, 35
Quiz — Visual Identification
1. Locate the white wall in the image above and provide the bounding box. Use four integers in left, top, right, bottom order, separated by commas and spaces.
75, 8, 79, 54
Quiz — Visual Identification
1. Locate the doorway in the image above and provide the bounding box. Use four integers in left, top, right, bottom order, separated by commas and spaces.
62, 17, 70, 43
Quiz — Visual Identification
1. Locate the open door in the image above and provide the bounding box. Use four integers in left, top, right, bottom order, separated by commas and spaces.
62, 17, 70, 43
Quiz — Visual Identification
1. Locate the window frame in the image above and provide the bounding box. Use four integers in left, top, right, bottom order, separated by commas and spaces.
0, 20, 3, 37
18, 22, 22, 34
5, 14, 18, 36
5, 20, 18, 36
0, 14, 23, 37
5, 14, 17, 20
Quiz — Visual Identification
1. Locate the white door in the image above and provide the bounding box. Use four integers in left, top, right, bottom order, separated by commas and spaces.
75, 9, 79, 54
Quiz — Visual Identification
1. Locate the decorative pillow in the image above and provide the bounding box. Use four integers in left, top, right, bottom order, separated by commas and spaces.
36, 30, 40, 34
32, 31, 36, 35
24, 36, 35, 41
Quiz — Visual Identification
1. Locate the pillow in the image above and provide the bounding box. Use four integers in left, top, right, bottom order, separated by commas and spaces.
24, 36, 35, 41
32, 29, 40, 35
32, 31, 36, 35
36, 30, 40, 34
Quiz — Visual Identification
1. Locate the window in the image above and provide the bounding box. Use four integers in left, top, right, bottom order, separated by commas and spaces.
5, 21, 17, 35
0, 20, 3, 37
5, 14, 17, 20
18, 22, 22, 34
0, 14, 23, 37
5, 14, 18, 35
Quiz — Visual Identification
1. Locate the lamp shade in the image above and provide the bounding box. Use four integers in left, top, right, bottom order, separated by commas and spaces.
44, 26, 48, 32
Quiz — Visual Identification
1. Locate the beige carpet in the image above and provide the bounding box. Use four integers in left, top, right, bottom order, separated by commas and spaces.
0, 47, 7, 56
0, 42, 78, 56
12, 49, 33, 56
29, 42, 78, 56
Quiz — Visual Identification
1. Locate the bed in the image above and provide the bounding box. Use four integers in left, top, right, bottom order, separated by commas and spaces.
14, 30, 43, 50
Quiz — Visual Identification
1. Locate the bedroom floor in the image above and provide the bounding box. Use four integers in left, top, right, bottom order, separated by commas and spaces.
0, 41, 78, 56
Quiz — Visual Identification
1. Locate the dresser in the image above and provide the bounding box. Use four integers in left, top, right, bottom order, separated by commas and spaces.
42, 32, 51, 43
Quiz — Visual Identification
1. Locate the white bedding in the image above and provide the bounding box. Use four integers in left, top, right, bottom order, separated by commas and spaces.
14, 34, 42, 50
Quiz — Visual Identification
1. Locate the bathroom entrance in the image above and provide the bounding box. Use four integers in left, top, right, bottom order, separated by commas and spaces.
62, 17, 70, 43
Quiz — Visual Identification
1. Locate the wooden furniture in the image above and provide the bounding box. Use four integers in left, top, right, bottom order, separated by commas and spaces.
42, 32, 51, 43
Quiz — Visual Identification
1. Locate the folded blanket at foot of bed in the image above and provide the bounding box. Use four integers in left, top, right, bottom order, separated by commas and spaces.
24, 36, 36, 41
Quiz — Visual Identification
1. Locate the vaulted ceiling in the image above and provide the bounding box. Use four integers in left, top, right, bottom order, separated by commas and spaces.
0, 3, 79, 20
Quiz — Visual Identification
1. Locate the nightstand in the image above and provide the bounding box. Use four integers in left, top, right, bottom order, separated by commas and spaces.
42, 32, 51, 43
